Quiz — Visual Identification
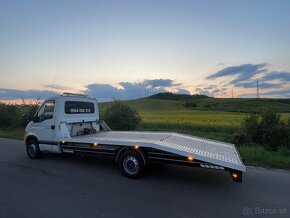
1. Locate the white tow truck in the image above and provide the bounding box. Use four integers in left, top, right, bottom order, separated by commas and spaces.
24, 93, 246, 182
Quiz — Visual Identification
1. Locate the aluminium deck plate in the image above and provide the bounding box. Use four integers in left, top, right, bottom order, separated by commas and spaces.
70, 131, 246, 172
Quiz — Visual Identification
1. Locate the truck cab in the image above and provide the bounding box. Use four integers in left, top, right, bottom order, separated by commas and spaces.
25, 94, 100, 154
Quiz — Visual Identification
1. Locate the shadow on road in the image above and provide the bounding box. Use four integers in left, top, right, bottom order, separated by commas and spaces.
39, 152, 234, 189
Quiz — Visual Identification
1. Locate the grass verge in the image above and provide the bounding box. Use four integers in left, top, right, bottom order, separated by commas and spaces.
137, 124, 233, 142
238, 145, 290, 170
0, 128, 24, 140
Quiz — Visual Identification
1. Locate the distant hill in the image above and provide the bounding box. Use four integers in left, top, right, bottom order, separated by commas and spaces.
99, 98, 185, 113
146, 92, 209, 101
142, 93, 290, 113
187, 98, 290, 112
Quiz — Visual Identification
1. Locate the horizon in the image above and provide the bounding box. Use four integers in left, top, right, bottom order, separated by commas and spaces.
1, 0, 290, 102
1, 91, 290, 106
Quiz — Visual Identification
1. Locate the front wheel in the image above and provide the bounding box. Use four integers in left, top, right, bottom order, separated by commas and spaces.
118, 150, 145, 178
26, 139, 42, 159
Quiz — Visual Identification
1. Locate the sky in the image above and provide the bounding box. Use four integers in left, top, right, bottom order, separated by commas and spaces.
0, 0, 290, 102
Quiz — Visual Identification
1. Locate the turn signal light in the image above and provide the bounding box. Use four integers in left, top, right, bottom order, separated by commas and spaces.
187, 156, 194, 161
134, 145, 140, 149
229, 171, 242, 183
232, 173, 238, 179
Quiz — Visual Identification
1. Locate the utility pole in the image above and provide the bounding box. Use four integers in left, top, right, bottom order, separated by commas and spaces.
231, 88, 234, 99
256, 79, 260, 99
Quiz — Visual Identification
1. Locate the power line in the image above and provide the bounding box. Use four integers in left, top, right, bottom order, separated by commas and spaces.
50, 76, 56, 97
257, 79, 260, 98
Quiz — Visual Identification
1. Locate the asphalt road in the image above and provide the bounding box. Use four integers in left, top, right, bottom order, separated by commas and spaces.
0, 138, 289, 218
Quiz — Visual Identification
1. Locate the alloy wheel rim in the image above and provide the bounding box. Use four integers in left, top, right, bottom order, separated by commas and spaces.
123, 155, 140, 175
29, 144, 37, 156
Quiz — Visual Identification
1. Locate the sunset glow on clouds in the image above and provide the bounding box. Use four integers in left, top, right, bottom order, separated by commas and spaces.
0, 0, 289, 102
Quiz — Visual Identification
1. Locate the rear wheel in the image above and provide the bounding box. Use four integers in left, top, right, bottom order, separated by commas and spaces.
26, 139, 42, 159
118, 150, 145, 178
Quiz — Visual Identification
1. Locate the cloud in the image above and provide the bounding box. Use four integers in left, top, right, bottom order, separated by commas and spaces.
176, 88, 191, 95
42, 83, 76, 91
261, 89, 290, 97
85, 79, 189, 100
0, 79, 189, 101
239, 88, 290, 98
195, 82, 228, 97
143, 79, 180, 88
118, 82, 145, 99
86, 82, 168, 100
207, 63, 267, 84
261, 71, 290, 81
195, 88, 211, 97
201, 84, 219, 90
195, 87, 226, 97
85, 84, 120, 99
205, 63, 290, 98
234, 81, 283, 89
0, 88, 59, 100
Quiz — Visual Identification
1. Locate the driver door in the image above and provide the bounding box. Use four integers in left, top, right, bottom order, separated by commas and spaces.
31, 100, 56, 151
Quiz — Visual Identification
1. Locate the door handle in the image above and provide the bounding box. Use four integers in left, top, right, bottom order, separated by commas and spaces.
51, 125, 55, 130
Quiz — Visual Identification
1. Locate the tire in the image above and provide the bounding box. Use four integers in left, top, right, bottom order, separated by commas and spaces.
118, 150, 145, 178
26, 139, 42, 159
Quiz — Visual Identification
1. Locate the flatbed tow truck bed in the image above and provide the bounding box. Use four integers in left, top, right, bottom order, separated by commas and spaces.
60, 131, 246, 180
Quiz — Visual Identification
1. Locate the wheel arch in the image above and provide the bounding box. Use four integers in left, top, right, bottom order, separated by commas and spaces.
115, 147, 147, 165
25, 134, 39, 146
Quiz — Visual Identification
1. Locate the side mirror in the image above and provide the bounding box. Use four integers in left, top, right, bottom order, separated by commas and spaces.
32, 116, 39, 123
24, 114, 39, 125
24, 114, 32, 126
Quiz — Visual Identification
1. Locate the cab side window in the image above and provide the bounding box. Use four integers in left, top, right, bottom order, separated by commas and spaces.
36, 101, 55, 122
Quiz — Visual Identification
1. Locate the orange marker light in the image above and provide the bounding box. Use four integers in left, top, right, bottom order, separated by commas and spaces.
232, 173, 238, 179
134, 145, 140, 149
187, 156, 194, 161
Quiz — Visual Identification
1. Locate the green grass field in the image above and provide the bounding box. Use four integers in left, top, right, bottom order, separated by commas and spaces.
185, 98, 290, 112
0, 128, 24, 140
238, 146, 290, 169
100, 98, 290, 169
100, 99, 290, 142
